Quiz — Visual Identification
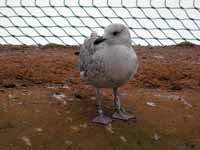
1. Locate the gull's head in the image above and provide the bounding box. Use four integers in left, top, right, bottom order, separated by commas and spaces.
103, 24, 131, 44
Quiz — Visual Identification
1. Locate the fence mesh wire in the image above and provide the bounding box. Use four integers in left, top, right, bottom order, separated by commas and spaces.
0, 0, 200, 46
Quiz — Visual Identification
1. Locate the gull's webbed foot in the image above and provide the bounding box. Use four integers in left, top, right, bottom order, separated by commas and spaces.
93, 114, 112, 125
112, 110, 135, 120
112, 88, 135, 121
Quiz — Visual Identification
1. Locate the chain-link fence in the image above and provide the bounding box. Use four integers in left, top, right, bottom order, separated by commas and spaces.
0, 0, 200, 46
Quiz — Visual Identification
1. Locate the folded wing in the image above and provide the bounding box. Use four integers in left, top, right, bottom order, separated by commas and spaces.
79, 32, 99, 76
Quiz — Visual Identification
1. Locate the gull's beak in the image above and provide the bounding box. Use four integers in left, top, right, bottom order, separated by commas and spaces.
94, 36, 106, 45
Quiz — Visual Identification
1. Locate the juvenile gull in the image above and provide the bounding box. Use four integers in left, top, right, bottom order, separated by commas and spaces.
79, 24, 139, 124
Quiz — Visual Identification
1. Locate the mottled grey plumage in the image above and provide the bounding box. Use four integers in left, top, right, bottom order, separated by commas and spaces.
79, 31, 106, 83
79, 24, 139, 124
79, 31, 99, 74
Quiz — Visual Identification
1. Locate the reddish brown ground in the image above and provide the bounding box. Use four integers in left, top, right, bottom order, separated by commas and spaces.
0, 43, 200, 150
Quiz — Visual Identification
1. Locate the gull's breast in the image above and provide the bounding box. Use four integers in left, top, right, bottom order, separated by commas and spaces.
88, 45, 138, 88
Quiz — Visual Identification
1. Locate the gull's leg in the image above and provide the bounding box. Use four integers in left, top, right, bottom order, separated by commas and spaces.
112, 88, 135, 120
92, 88, 112, 124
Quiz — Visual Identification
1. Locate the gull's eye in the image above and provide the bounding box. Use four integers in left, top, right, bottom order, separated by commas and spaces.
113, 31, 119, 36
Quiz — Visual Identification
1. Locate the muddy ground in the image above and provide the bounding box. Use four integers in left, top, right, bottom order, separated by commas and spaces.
0, 43, 200, 150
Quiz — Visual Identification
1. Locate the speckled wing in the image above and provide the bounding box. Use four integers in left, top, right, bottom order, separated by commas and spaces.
79, 32, 99, 76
